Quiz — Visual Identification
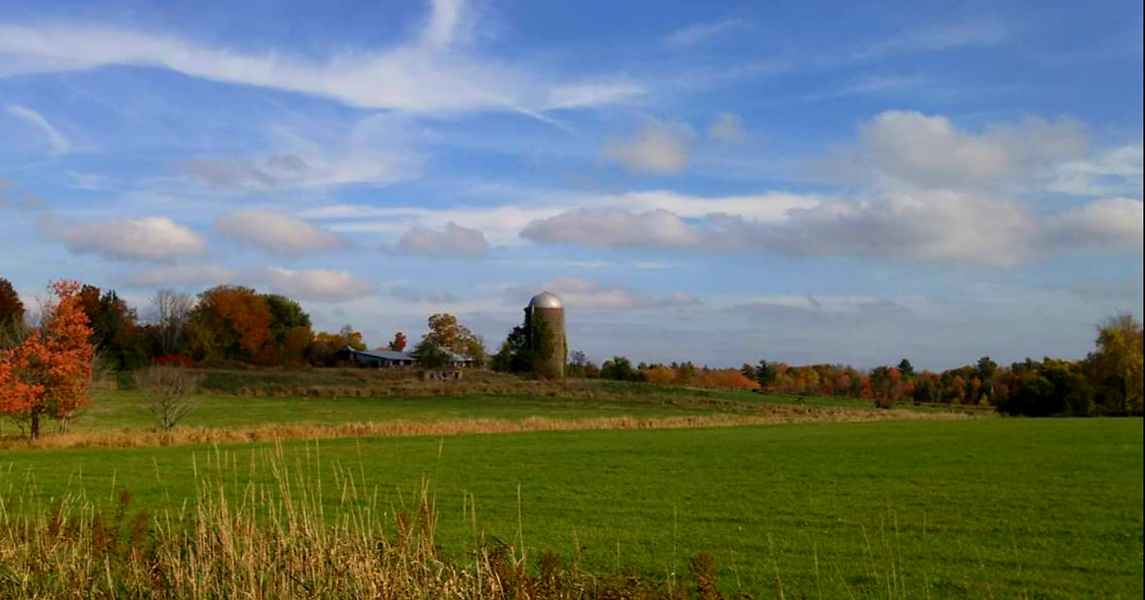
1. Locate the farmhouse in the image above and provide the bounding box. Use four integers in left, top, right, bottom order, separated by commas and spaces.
339, 347, 474, 368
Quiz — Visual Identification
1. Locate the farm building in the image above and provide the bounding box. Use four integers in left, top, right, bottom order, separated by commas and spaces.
526, 291, 567, 378
339, 347, 474, 368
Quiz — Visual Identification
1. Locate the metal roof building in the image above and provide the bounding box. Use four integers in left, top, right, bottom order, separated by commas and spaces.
340, 347, 473, 368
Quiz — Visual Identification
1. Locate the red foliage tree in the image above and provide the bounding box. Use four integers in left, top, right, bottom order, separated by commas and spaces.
189, 286, 272, 361
0, 281, 94, 439
389, 331, 408, 352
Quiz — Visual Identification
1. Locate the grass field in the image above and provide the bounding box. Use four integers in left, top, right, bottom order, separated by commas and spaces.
3, 376, 887, 437
4, 417, 1141, 598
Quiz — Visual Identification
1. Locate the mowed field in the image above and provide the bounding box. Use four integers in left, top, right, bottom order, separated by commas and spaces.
3, 394, 1141, 598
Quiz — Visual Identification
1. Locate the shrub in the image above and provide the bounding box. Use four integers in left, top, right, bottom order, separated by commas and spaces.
134, 366, 204, 430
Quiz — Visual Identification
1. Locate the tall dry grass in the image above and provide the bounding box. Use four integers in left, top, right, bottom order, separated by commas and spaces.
2, 405, 970, 450
0, 445, 713, 599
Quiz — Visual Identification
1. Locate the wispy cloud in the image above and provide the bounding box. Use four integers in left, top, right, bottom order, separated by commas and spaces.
665, 18, 749, 47
5, 104, 71, 154
855, 19, 1009, 60
0, 0, 642, 117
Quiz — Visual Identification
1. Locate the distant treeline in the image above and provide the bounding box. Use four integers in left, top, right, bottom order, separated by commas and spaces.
0, 279, 484, 371
2, 277, 1140, 416
563, 315, 1143, 417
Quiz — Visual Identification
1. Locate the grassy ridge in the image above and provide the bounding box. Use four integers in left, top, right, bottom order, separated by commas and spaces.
4, 418, 1141, 597
32, 380, 879, 435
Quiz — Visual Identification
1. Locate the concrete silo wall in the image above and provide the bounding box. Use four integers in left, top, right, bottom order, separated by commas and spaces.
530, 306, 566, 379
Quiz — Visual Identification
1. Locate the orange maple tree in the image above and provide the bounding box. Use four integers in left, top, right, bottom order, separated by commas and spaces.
0, 280, 94, 439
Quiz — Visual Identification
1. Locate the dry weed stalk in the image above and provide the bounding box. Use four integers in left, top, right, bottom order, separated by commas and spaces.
0, 445, 689, 598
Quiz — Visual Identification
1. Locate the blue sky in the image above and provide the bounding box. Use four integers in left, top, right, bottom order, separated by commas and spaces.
1, 0, 1141, 369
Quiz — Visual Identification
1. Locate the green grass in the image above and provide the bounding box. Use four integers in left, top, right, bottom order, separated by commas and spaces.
3, 418, 1141, 597
29, 379, 882, 434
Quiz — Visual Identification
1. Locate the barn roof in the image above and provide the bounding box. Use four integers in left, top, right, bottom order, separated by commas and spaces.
344, 347, 473, 362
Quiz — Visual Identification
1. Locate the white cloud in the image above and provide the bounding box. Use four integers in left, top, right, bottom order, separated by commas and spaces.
604, 123, 691, 174
736, 190, 1039, 266
305, 190, 817, 248
522, 190, 1042, 266
843, 110, 1087, 189
262, 267, 374, 302
303, 203, 564, 246
622, 190, 819, 220
1043, 198, 1143, 252
665, 18, 748, 47
522, 207, 702, 249
5, 104, 71, 154
395, 221, 490, 257
45, 216, 206, 262
708, 112, 746, 143
0, 1, 641, 116
121, 264, 236, 288
216, 210, 345, 255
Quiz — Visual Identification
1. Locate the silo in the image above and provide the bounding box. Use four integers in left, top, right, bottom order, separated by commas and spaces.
526, 291, 566, 378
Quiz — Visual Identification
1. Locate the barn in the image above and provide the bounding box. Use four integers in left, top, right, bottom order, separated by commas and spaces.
340, 347, 474, 368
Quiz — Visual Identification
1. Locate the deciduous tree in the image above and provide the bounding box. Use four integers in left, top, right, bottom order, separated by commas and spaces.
389, 331, 408, 352
135, 365, 203, 430
151, 289, 194, 356
0, 281, 94, 439
1088, 314, 1144, 415
189, 286, 272, 362
0, 277, 24, 339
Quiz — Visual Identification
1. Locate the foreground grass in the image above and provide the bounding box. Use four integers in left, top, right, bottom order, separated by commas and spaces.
4, 418, 1141, 597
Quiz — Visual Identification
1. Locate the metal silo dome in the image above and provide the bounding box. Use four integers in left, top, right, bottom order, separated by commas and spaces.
529, 291, 563, 309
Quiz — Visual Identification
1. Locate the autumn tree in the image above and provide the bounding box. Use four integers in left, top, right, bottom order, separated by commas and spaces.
0, 281, 94, 439
307, 325, 366, 366
1088, 314, 1144, 415
388, 331, 408, 352
188, 286, 272, 362
423, 313, 486, 366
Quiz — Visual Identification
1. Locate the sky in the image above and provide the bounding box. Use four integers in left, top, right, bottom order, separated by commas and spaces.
1, 0, 1142, 369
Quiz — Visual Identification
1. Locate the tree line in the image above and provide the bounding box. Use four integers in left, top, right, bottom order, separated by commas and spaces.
1, 278, 488, 373
2, 276, 1140, 440
732, 315, 1141, 416
545, 317, 1142, 416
